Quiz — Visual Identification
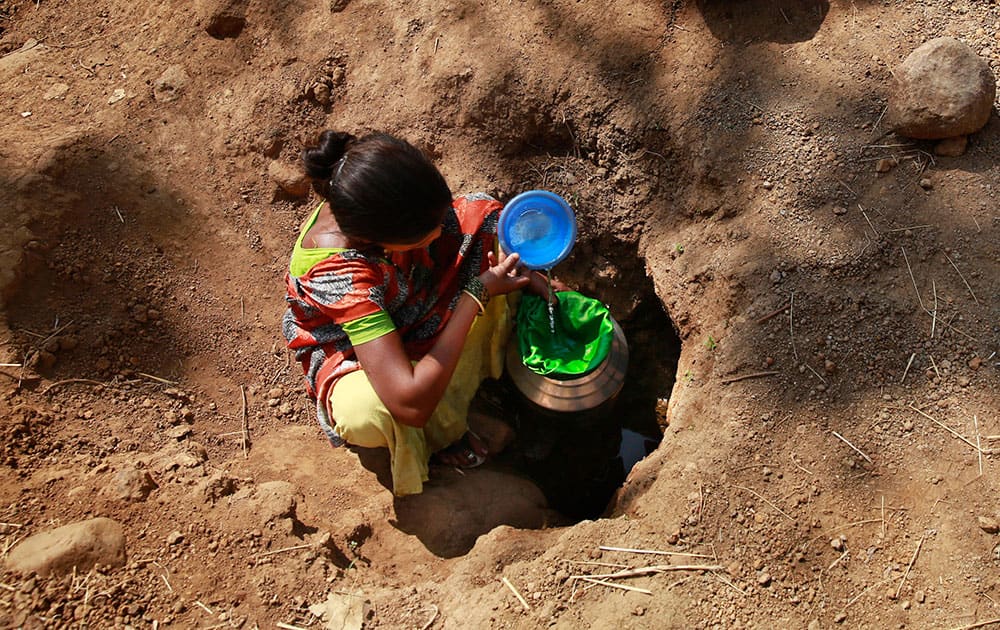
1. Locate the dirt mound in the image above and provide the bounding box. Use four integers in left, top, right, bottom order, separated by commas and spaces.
1, 0, 999, 628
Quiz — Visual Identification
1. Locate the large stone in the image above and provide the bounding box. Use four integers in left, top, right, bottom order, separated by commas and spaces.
268, 161, 312, 198
6, 518, 126, 576
195, 0, 248, 39
108, 467, 158, 502
888, 37, 996, 140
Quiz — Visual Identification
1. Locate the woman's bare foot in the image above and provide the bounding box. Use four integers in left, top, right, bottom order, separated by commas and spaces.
433, 431, 488, 468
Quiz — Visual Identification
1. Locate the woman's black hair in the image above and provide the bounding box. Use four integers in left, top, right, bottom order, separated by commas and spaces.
302, 130, 452, 244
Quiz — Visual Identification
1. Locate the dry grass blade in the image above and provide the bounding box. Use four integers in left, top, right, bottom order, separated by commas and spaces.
241, 385, 250, 458
40, 378, 104, 394
733, 485, 794, 521
598, 546, 716, 559
895, 535, 924, 598
501, 576, 531, 611
943, 252, 980, 305
907, 405, 983, 453
948, 618, 1000, 630
900, 247, 925, 310
720, 371, 779, 385
831, 431, 873, 464
579, 577, 652, 595
569, 564, 723, 581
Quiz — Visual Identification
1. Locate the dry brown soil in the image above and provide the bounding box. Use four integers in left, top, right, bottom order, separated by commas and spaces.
1, 0, 999, 628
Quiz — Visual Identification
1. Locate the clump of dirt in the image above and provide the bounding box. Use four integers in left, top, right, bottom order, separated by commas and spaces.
1, 0, 999, 628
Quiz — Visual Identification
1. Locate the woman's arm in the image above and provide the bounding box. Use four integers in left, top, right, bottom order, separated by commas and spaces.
351, 251, 530, 428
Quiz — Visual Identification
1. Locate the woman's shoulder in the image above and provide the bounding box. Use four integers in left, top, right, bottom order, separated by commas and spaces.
297, 249, 394, 283
454, 192, 501, 210
451, 193, 502, 228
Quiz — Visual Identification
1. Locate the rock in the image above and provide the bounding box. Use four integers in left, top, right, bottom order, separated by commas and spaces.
832, 206, 848, 216
34, 351, 57, 370
330, 0, 351, 12
107, 88, 126, 104
43, 83, 70, 101
166, 531, 184, 546
830, 538, 843, 551
888, 37, 997, 139
196, 0, 247, 38
308, 591, 367, 630
311, 82, 332, 106
978, 516, 999, 534
166, 425, 192, 440
260, 135, 284, 159
6, 518, 126, 576
196, 472, 240, 503
153, 65, 190, 103
875, 158, 896, 173
915, 590, 925, 603
969, 357, 982, 370
934, 135, 968, 157
761, 181, 774, 190
757, 572, 771, 586
268, 161, 311, 198
267, 387, 284, 399
919, 178, 933, 190
252, 481, 297, 526
109, 467, 158, 502
834, 611, 847, 624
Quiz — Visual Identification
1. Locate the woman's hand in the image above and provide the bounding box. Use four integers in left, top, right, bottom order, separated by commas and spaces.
478, 250, 531, 297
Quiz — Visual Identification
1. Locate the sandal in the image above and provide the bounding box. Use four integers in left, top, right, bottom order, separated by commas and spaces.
432, 431, 487, 469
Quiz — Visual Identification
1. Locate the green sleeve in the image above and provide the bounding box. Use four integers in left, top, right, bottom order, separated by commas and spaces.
342, 310, 396, 346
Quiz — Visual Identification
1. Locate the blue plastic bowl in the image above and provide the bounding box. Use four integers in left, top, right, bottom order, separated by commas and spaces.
498, 190, 577, 270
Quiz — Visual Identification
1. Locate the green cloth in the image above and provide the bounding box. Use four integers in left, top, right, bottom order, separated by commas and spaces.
289, 203, 348, 277
342, 310, 396, 346
515, 291, 614, 378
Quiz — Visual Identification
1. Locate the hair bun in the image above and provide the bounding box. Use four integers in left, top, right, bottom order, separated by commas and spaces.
302, 130, 355, 180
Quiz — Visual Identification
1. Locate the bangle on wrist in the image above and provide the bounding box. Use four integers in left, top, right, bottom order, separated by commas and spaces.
463, 276, 490, 315
462, 289, 485, 315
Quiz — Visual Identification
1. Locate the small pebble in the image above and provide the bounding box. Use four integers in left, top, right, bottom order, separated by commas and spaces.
915, 590, 925, 603
831, 538, 843, 551
901, 600, 911, 610
166, 531, 184, 545
834, 611, 847, 623
762, 181, 774, 190
969, 357, 982, 370
978, 516, 999, 534
919, 178, 933, 190
757, 572, 771, 586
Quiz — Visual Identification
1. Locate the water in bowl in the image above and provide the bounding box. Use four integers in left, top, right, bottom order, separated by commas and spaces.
509, 209, 552, 247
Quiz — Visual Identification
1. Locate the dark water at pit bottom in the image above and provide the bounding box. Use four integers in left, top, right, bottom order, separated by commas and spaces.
497, 296, 680, 521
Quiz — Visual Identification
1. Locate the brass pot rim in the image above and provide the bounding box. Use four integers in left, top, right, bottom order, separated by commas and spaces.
505, 318, 629, 413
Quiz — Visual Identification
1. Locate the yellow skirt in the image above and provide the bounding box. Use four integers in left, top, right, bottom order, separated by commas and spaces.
328, 294, 513, 496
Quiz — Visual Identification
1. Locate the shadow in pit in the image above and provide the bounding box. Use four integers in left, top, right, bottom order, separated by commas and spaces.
1, 137, 199, 387
694, 0, 830, 44
353, 445, 565, 559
